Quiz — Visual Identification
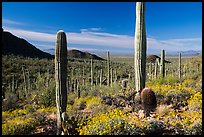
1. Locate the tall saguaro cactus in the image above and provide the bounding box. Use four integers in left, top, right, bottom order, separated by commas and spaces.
55, 30, 68, 135
134, 2, 147, 92
107, 51, 110, 86
160, 49, 165, 78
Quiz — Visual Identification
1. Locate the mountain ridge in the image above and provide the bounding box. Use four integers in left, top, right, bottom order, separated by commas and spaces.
2, 29, 105, 60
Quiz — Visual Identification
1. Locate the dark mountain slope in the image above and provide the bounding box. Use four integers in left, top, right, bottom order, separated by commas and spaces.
2, 29, 54, 59
68, 49, 105, 60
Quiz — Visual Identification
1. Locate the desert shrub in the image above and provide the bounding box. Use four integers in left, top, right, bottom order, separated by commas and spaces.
36, 80, 55, 107
187, 92, 202, 111
2, 117, 36, 135
77, 108, 141, 135
163, 108, 202, 135
141, 117, 165, 135
73, 98, 87, 111
2, 106, 56, 135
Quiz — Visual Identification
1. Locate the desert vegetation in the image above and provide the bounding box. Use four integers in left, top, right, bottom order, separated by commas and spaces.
2, 50, 202, 135
2, 2, 202, 135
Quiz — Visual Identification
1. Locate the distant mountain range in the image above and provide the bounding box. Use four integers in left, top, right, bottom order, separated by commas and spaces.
2, 29, 105, 60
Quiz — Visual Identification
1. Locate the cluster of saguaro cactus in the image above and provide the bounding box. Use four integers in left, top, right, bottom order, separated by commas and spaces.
134, 2, 146, 92
55, 30, 68, 135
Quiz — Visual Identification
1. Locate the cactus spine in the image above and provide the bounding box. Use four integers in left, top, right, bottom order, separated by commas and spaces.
107, 51, 110, 86
179, 52, 181, 79
55, 30, 67, 135
134, 2, 147, 92
160, 49, 165, 78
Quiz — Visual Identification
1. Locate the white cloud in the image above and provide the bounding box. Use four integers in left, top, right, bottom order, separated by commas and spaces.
3, 27, 202, 53
2, 18, 24, 25
147, 37, 202, 51
80, 27, 102, 32
4, 27, 56, 42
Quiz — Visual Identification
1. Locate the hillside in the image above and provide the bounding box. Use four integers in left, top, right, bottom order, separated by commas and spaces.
68, 49, 105, 60
2, 28, 54, 59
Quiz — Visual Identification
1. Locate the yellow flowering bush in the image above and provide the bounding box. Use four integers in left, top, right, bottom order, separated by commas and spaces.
187, 92, 202, 111
77, 108, 141, 135
2, 116, 36, 135
2, 106, 56, 135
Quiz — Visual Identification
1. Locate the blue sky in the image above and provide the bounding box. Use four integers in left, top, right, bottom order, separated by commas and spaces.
2, 2, 202, 55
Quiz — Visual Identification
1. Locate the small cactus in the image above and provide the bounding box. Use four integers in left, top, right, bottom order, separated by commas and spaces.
140, 88, 157, 116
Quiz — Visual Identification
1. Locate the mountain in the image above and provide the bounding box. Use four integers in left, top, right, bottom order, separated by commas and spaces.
2, 28, 54, 59
68, 49, 105, 60
147, 54, 171, 63
44, 48, 105, 60
179, 50, 201, 55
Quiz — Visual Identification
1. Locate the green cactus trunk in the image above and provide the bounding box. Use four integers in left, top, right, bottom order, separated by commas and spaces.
107, 51, 110, 86
160, 49, 165, 78
179, 52, 181, 79
134, 2, 147, 92
91, 59, 93, 86
12, 74, 15, 94
100, 69, 103, 87
149, 63, 152, 80
114, 69, 117, 83
154, 58, 158, 79
55, 30, 67, 135
110, 68, 113, 87
22, 66, 27, 98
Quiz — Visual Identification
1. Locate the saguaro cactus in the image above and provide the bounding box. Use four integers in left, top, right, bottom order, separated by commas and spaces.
160, 49, 165, 78
91, 59, 93, 86
154, 58, 159, 79
55, 30, 68, 135
107, 51, 110, 86
179, 52, 181, 79
100, 69, 103, 87
134, 2, 147, 92
110, 68, 113, 87
114, 69, 117, 83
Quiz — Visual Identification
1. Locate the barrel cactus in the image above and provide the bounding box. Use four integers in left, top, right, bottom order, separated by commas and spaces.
140, 88, 157, 116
